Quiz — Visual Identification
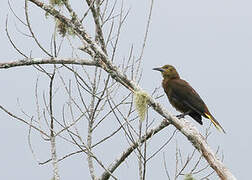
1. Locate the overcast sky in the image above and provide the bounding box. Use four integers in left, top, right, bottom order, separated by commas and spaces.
1, 0, 252, 179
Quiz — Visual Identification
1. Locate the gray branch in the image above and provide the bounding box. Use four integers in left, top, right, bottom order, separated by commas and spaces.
6, 1, 237, 179
100, 119, 170, 180
0, 58, 97, 69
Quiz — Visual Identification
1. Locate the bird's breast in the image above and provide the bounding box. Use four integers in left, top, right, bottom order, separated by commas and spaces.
162, 78, 190, 113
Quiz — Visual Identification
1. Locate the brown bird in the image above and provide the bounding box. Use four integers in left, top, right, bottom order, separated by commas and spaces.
153, 64, 225, 133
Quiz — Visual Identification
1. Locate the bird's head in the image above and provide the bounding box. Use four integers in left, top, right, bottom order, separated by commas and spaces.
153, 64, 180, 79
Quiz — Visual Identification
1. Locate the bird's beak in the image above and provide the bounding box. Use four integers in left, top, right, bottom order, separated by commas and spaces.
153, 67, 164, 72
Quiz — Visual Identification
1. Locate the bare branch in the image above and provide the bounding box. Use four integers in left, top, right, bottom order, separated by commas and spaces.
0, 104, 49, 137
5, 16, 28, 58
85, 0, 107, 53
163, 153, 171, 180
135, 0, 154, 81
100, 119, 170, 180
24, 0, 53, 57
0, 58, 97, 69
4, 1, 236, 180
49, 67, 60, 180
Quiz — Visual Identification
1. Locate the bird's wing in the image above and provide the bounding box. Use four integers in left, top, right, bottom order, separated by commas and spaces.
168, 79, 207, 115
168, 79, 226, 133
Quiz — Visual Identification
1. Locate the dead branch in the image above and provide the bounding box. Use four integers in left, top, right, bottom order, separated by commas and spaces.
100, 119, 170, 180
0, 58, 97, 69
2, 1, 237, 180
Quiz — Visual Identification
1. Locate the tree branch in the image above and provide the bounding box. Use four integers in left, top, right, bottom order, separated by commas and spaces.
100, 119, 170, 180
0, 58, 97, 69
7, 1, 237, 179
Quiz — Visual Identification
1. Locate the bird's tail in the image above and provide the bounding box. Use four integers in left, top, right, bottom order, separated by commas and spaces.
204, 113, 226, 133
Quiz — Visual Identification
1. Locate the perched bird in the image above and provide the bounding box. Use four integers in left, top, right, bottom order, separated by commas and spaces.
153, 64, 225, 133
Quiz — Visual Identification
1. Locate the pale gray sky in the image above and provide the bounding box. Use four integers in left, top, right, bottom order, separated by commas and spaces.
1, 0, 251, 179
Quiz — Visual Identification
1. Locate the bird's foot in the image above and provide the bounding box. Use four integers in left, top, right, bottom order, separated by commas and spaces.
176, 111, 190, 119
176, 114, 185, 119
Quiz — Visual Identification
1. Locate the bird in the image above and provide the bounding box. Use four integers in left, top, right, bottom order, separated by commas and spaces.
153, 64, 225, 133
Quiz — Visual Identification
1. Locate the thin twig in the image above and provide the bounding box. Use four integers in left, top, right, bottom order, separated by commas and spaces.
100, 119, 170, 180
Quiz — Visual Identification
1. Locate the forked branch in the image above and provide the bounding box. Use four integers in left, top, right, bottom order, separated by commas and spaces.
2, 1, 236, 179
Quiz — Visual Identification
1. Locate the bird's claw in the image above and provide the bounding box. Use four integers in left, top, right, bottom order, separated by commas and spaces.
176, 114, 185, 119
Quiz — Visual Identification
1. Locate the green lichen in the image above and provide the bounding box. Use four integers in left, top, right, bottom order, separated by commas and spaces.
134, 91, 149, 122
55, 19, 76, 37
184, 174, 196, 180
50, 0, 64, 6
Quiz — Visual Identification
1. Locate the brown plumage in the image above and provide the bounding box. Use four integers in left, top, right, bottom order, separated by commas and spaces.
153, 65, 225, 133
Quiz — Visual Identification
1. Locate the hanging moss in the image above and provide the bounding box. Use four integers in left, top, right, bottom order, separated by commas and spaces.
134, 90, 149, 122
50, 0, 64, 6
56, 19, 76, 37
